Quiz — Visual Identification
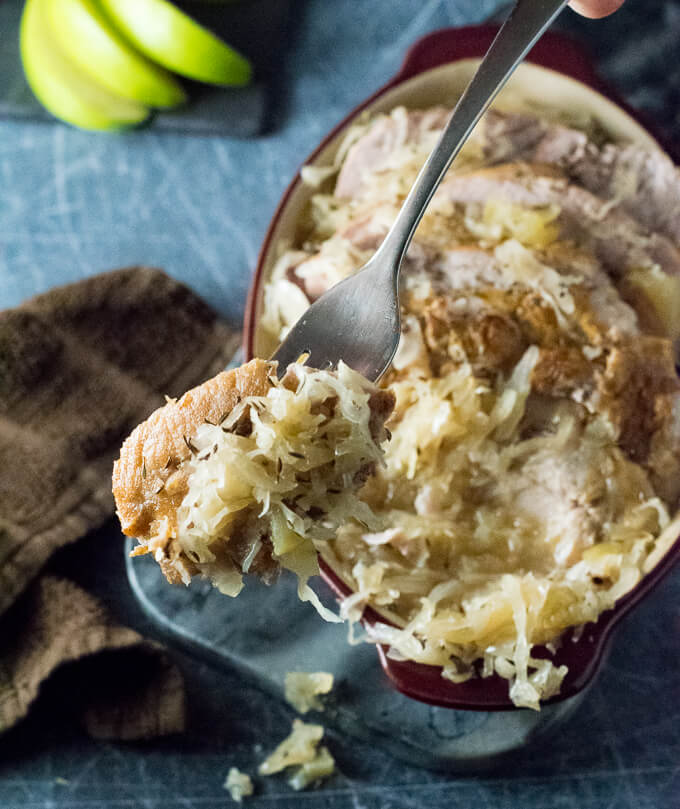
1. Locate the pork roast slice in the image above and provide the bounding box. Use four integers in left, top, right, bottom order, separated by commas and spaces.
335, 107, 450, 200
335, 106, 680, 247
482, 110, 680, 245
440, 164, 680, 279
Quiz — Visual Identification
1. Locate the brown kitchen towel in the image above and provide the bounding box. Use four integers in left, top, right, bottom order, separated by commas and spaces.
0, 267, 241, 738
0, 576, 186, 740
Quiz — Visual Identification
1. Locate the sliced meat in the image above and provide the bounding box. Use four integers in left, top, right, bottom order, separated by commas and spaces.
417, 284, 599, 396
647, 395, 680, 506
432, 243, 637, 341
292, 209, 472, 302
335, 108, 435, 201
511, 443, 611, 567
480, 108, 548, 164
292, 254, 341, 301
343, 205, 639, 342
417, 241, 636, 340
595, 337, 680, 472
483, 110, 680, 245
440, 164, 680, 278
335, 107, 450, 200
401, 246, 508, 307
533, 124, 680, 245
428, 246, 506, 292
335, 107, 548, 203
341, 204, 397, 251
339, 197, 470, 254
336, 107, 680, 249
421, 293, 527, 377
566, 144, 680, 246
539, 242, 639, 338
293, 241, 368, 300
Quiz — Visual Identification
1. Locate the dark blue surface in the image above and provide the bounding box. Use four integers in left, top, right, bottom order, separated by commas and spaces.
1, 1, 679, 807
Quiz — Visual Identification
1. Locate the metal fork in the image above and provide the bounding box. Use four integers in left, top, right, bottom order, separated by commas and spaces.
272, 0, 568, 382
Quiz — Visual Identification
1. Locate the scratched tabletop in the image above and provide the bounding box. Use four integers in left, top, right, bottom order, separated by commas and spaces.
1, 1, 680, 807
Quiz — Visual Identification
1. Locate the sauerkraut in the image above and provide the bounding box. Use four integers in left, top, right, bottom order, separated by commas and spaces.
259, 105, 680, 709
224, 768, 254, 803
285, 671, 334, 714
176, 362, 392, 617
259, 719, 335, 791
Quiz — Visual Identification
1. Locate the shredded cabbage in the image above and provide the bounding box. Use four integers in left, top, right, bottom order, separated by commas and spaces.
259, 719, 335, 790
494, 239, 582, 327
285, 671, 334, 714
176, 362, 388, 619
464, 199, 561, 249
325, 351, 670, 710
223, 768, 253, 803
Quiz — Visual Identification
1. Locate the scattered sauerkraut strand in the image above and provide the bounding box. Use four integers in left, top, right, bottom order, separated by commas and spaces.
258, 720, 335, 791
223, 768, 254, 803
285, 671, 334, 714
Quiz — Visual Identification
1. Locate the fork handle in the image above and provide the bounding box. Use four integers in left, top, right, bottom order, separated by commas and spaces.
374, 0, 569, 269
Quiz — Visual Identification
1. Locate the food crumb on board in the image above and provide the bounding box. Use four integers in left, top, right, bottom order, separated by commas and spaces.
258, 719, 336, 791
224, 767, 254, 803
223, 672, 337, 796
284, 671, 334, 714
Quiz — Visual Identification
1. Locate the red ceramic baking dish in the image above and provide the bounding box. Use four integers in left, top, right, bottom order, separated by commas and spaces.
244, 25, 680, 711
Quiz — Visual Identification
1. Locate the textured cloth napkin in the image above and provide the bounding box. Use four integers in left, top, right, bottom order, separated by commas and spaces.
0, 267, 240, 739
